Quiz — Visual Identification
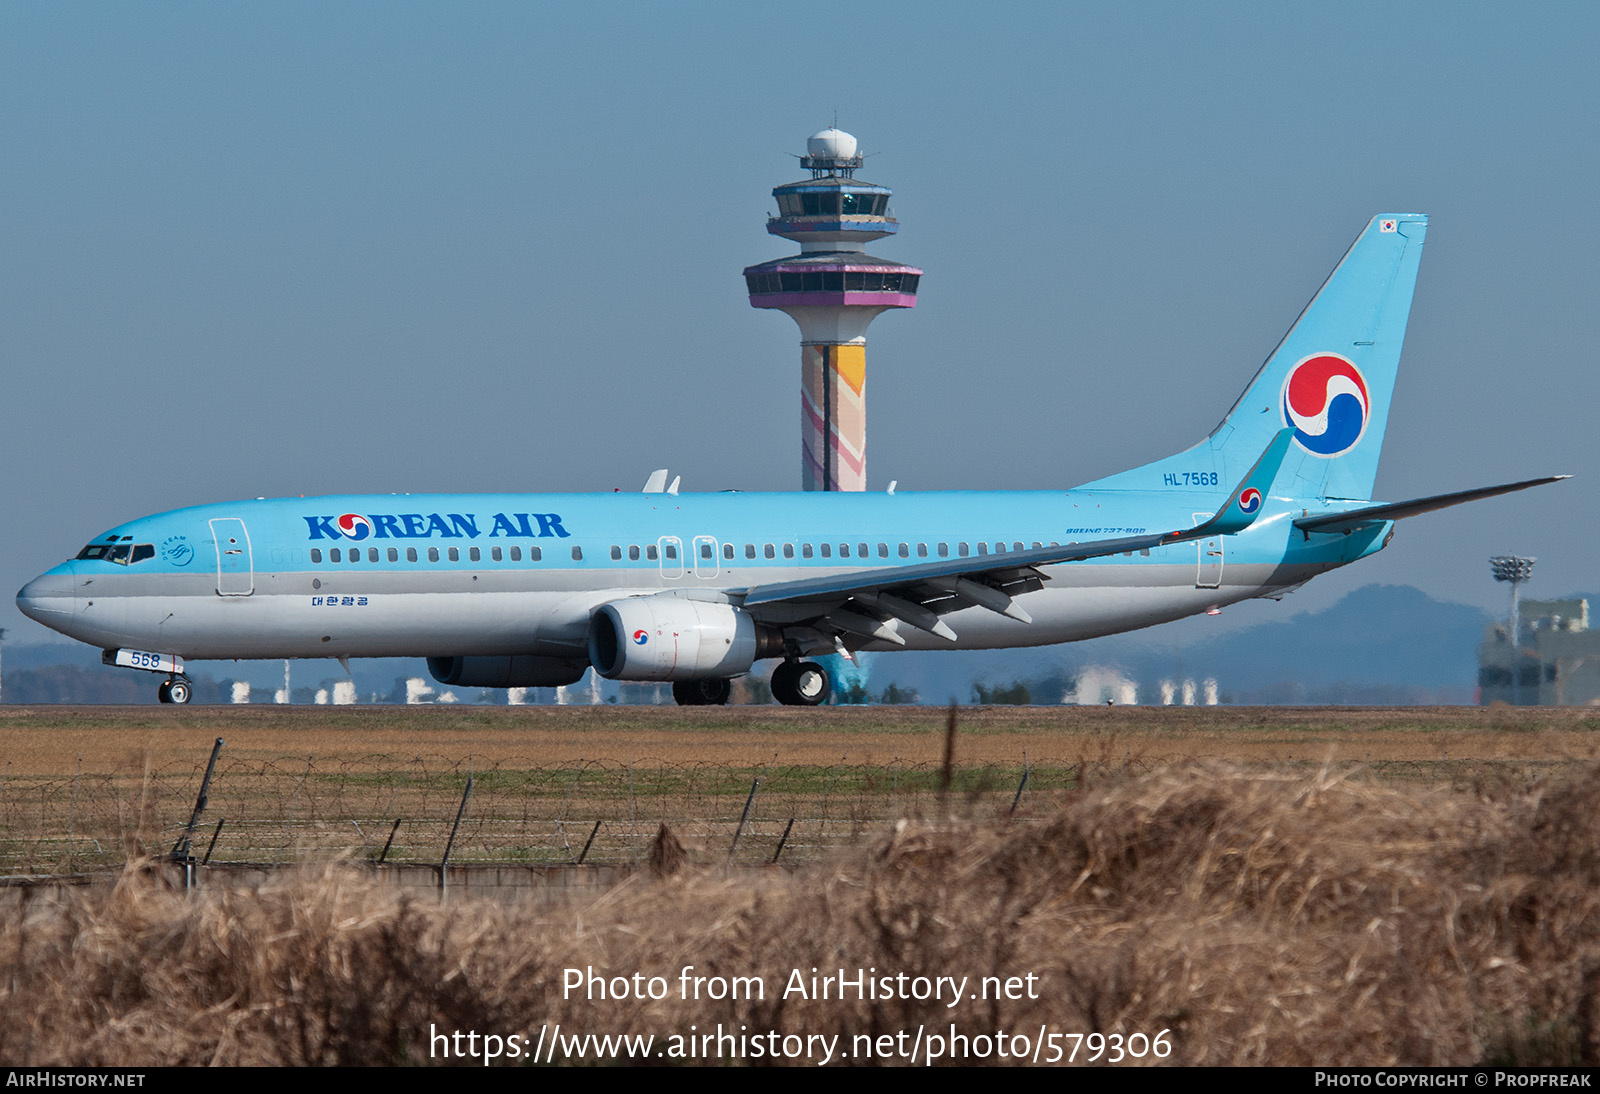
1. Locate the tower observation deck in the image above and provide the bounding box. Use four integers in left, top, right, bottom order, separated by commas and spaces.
743, 128, 921, 491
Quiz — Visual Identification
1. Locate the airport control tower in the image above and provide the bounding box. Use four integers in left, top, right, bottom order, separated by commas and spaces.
743, 128, 921, 491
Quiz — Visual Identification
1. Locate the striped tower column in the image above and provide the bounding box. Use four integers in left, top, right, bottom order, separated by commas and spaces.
801, 343, 867, 491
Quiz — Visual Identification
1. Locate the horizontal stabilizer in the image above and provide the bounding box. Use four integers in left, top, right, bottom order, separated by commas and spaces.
1293, 475, 1570, 536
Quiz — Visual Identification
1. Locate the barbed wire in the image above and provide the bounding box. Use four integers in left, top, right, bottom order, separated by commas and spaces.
0, 753, 1580, 876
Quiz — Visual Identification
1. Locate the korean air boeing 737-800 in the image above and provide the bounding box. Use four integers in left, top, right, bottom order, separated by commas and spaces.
16, 214, 1566, 704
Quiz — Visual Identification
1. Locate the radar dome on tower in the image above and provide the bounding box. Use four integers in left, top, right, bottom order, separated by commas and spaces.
801, 128, 864, 176
807, 128, 858, 160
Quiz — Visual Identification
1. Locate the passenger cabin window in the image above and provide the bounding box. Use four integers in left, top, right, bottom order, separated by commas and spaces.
645, 545, 656, 560
802, 544, 813, 559
838, 543, 850, 558
407, 548, 418, 562
898, 543, 909, 558
368, 548, 379, 562
763, 544, 775, 559
311, 548, 323, 563
917, 543, 928, 557
610, 546, 622, 561
388, 548, 399, 562
821, 543, 831, 558
700, 543, 713, 560
428, 547, 440, 562
331, 548, 343, 563
858, 543, 868, 558
571, 546, 583, 561
469, 547, 480, 562
491, 547, 502, 562
448, 547, 459, 562
745, 544, 756, 559
723, 543, 734, 560
958, 542, 969, 557
629, 545, 641, 561
509, 546, 522, 561
877, 543, 889, 558
938, 543, 948, 557
664, 544, 677, 560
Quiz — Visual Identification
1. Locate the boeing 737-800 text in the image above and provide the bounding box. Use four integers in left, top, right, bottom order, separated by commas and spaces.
16, 214, 1565, 704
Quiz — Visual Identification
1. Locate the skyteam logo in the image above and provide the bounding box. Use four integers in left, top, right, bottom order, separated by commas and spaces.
1237, 487, 1262, 514
1280, 353, 1370, 458
632, 630, 649, 645
336, 514, 373, 541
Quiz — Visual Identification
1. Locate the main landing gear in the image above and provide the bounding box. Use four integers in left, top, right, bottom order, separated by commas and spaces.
157, 677, 193, 705
669, 661, 832, 707
771, 661, 830, 707
673, 678, 732, 706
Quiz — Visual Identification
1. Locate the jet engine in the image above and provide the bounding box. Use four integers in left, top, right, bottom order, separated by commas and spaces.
426, 655, 588, 689
588, 597, 777, 681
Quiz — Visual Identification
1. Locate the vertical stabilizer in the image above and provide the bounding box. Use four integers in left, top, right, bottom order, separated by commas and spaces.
1078, 214, 1427, 501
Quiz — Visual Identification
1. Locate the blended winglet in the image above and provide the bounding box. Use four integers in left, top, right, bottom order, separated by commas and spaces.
1187, 428, 1294, 537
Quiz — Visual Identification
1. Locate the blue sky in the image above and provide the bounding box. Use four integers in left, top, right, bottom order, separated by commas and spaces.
3, 2, 1595, 648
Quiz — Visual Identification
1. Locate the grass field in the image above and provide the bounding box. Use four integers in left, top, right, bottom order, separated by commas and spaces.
7, 705, 1600, 1065
3, 704, 1598, 873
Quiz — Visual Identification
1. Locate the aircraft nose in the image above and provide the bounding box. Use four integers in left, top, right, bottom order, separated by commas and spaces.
16, 570, 77, 625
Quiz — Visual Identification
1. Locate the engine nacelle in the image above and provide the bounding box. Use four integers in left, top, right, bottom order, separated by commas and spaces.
588, 597, 765, 681
426, 655, 588, 689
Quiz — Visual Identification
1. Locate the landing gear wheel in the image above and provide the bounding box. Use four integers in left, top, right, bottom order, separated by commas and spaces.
157, 680, 172, 704
771, 661, 830, 707
163, 678, 192, 705
673, 678, 732, 706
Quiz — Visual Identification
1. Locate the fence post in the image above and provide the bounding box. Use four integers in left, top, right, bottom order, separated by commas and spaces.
202, 818, 226, 865
577, 820, 602, 865
377, 818, 402, 864
729, 778, 760, 857
771, 818, 796, 864
1009, 752, 1031, 818
439, 775, 473, 897
171, 738, 225, 890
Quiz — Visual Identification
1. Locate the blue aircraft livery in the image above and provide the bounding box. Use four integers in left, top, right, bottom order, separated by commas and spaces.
16, 215, 1567, 705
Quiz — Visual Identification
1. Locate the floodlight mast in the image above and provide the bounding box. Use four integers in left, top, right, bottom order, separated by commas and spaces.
1490, 555, 1536, 704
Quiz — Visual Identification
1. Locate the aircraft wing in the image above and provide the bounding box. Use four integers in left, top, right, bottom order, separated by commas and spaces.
1292, 475, 1570, 537
733, 430, 1294, 646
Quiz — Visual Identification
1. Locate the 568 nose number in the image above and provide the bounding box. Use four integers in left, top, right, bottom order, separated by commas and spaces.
111, 648, 182, 675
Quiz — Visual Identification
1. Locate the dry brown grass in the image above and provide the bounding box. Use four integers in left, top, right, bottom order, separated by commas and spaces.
6, 761, 1600, 1065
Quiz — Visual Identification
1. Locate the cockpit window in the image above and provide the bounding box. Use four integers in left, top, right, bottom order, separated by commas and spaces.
75, 542, 154, 565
